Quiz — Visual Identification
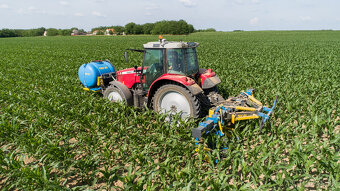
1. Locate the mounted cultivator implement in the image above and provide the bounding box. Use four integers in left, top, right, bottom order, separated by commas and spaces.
192, 89, 277, 160
78, 36, 277, 161
193, 89, 277, 139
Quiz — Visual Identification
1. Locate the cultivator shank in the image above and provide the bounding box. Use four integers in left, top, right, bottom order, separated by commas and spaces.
192, 89, 277, 140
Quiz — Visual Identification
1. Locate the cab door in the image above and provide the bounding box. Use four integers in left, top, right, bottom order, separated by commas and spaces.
142, 49, 164, 89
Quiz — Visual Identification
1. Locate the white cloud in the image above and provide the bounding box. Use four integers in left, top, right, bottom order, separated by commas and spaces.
145, 4, 159, 10
179, 0, 197, 7
74, 12, 84, 17
17, 8, 24, 14
28, 6, 37, 11
234, 0, 259, 5
250, 17, 259, 25
17, 7, 63, 16
17, 7, 40, 14
145, 12, 152, 16
17, 8, 33, 14
92, 11, 106, 17
300, 16, 311, 21
59, 1, 69, 6
0, 4, 9, 9
233, 0, 244, 5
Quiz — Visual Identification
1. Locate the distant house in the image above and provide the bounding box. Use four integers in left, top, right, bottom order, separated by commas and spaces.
93, 30, 99, 35
71, 29, 79, 36
105, 28, 115, 35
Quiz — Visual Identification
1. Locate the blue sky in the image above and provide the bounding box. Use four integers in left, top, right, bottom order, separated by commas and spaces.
0, 0, 339, 31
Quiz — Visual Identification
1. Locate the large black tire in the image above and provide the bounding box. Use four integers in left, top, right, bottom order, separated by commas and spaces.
103, 82, 133, 106
197, 87, 225, 116
153, 84, 201, 118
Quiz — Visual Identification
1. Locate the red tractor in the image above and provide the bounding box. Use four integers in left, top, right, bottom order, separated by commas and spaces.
79, 37, 221, 118
79, 37, 276, 141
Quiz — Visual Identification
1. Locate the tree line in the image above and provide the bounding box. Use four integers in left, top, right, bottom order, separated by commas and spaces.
0, 28, 46, 38
0, 20, 216, 38
0, 27, 85, 38
92, 20, 195, 35
195, 28, 217, 32
45, 28, 86, 36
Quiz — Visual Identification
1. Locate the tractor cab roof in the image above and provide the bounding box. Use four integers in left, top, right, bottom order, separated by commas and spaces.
143, 39, 199, 49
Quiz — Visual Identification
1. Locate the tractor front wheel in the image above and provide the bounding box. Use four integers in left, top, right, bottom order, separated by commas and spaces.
103, 83, 133, 106
153, 84, 201, 118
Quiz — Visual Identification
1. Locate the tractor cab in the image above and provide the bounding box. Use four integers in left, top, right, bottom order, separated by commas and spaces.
142, 39, 200, 89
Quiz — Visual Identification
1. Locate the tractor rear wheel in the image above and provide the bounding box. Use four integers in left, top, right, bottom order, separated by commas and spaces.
153, 84, 201, 118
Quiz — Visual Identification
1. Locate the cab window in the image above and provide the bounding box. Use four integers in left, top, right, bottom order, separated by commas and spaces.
166, 48, 198, 76
167, 49, 185, 75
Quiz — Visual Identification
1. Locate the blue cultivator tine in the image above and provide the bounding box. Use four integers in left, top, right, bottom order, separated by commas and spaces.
269, 96, 278, 115
245, 88, 255, 96
259, 96, 278, 133
259, 116, 266, 134
195, 138, 200, 145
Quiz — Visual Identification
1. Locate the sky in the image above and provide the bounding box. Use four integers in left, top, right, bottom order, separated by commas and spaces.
0, 0, 339, 31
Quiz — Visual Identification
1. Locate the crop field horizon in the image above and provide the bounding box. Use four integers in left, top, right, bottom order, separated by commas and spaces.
0, 31, 339, 190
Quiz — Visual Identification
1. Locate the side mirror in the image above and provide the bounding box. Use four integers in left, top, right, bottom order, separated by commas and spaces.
124, 51, 128, 62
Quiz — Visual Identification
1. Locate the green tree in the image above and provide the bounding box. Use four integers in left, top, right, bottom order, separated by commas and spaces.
151, 20, 166, 35
0, 29, 18, 38
59, 29, 71, 36
142, 23, 154, 34
46, 28, 59, 36
206, 28, 216, 32
35, 27, 46, 36
22, 27, 46, 37
125, 22, 136, 34
96, 30, 104, 35
196, 28, 216, 32
78, 29, 86, 35
112, 26, 125, 35
151, 20, 193, 35
188, 24, 195, 33
133, 24, 143, 34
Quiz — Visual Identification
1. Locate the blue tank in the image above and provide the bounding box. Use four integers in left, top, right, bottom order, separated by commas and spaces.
78, 60, 115, 90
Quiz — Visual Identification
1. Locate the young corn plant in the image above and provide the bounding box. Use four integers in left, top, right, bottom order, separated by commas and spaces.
0, 31, 339, 190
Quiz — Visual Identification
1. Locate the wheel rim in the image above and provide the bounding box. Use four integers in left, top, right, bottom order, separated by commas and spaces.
108, 91, 123, 102
159, 91, 191, 117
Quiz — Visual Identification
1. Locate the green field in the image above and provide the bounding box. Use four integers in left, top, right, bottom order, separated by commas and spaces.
0, 31, 339, 190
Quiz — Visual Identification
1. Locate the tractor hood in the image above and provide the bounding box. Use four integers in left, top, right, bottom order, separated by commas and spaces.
117, 67, 143, 75
116, 67, 144, 88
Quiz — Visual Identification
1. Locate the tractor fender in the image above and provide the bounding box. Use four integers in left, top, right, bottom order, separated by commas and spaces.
202, 76, 221, 89
147, 74, 203, 106
108, 81, 133, 106
149, 74, 203, 95
199, 68, 221, 89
